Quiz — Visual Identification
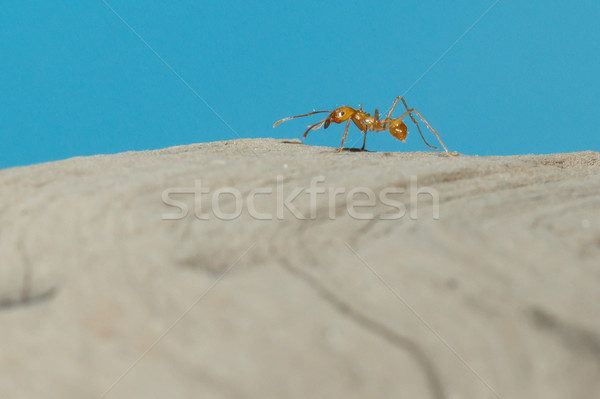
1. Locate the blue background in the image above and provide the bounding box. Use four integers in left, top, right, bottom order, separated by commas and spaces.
1, 1, 599, 169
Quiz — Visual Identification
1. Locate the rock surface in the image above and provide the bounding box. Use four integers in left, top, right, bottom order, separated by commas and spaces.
1, 138, 599, 398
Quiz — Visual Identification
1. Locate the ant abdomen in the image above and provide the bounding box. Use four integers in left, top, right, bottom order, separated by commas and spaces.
388, 120, 408, 142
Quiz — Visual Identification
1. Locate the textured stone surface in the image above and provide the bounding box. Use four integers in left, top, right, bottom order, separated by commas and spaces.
1, 139, 599, 398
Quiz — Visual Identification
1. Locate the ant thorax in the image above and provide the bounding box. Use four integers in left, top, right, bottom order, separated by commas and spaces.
362, 114, 376, 125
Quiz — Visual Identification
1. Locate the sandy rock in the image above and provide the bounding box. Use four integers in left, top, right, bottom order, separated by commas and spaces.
1, 138, 599, 398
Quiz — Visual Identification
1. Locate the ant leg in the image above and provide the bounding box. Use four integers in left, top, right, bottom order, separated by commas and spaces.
336, 120, 351, 153
397, 108, 458, 156
385, 96, 401, 121
386, 95, 456, 155
395, 97, 438, 150
383, 96, 435, 149
350, 118, 368, 150
361, 131, 368, 151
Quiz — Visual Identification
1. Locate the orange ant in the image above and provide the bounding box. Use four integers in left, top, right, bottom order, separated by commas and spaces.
273, 95, 458, 156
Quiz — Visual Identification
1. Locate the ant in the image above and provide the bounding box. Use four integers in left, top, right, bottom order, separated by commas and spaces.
273, 95, 458, 156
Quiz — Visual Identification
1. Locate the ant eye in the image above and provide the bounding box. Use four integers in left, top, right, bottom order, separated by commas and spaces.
338, 111, 345, 117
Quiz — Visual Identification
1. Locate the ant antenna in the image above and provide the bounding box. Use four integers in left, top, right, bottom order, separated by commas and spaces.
273, 111, 330, 128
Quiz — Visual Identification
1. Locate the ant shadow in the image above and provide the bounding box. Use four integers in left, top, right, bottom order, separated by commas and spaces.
281, 140, 372, 153
280, 140, 303, 145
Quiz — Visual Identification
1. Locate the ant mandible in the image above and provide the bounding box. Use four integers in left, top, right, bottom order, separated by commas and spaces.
273, 95, 458, 156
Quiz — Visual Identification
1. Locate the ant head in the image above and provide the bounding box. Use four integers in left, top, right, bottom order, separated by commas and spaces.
325, 107, 354, 128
